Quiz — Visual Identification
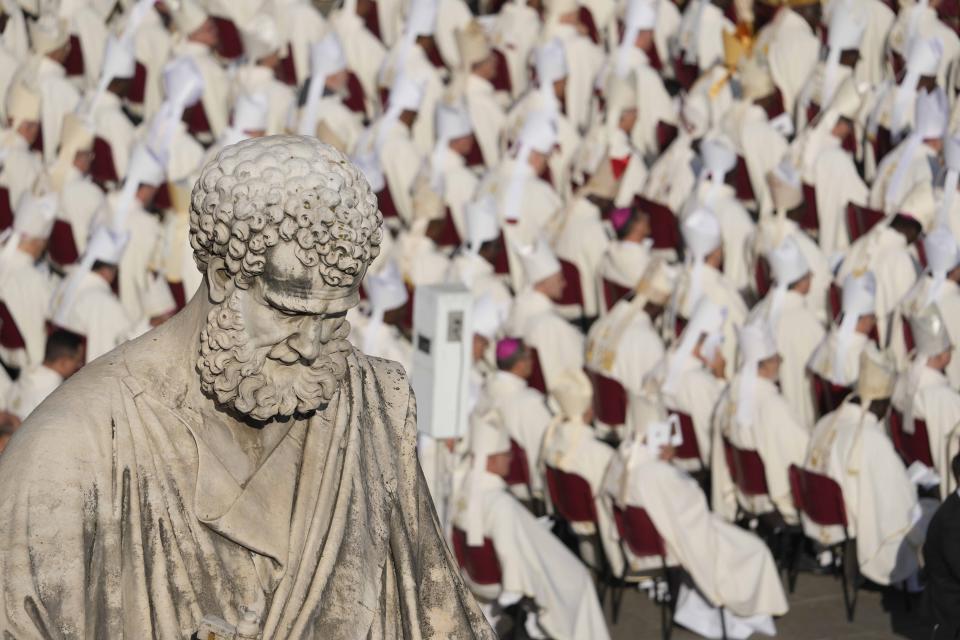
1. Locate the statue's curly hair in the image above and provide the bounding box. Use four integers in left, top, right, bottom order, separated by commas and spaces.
189, 135, 383, 290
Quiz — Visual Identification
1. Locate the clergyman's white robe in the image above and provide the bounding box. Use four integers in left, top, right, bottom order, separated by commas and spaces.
505, 288, 585, 394
4, 364, 62, 422
0, 249, 56, 369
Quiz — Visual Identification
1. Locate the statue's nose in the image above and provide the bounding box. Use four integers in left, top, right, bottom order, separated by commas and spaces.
286, 318, 323, 361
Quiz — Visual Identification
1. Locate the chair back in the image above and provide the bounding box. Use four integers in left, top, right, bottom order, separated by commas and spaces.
48, 219, 79, 269
789, 464, 848, 529
811, 373, 851, 418
452, 527, 503, 586
614, 505, 667, 559
673, 57, 699, 90
491, 232, 510, 274
63, 34, 84, 76
527, 347, 547, 394
210, 15, 244, 60
556, 258, 585, 308
733, 156, 756, 202
602, 278, 631, 311
656, 121, 679, 153
728, 439, 771, 497
503, 439, 531, 488
432, 207, 462, 247
545, 465, 599, 526
0, 301, 26, 350
0, 186, 11, 232
755, 256, 772, 298
800, 183, 819, 232
846, 203, 885, 243
635, 196, 680, 252
889, 408, 934, 467
587, 369, 627, 427
667, 410, 702, 465
90, 137, 119, 186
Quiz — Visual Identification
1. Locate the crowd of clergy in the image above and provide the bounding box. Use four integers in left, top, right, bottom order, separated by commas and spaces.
4, 0, 960, 636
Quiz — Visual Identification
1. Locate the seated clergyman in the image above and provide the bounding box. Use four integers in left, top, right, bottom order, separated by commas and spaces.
0, 136, 493, 638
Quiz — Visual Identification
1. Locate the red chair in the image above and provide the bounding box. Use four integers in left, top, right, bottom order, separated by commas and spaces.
634, 196, 680, 252
889, 409, 934, 468
210, 15, 244, 60
846, 203, 885, 243
0, 301, 25, 351
63, 34, 84, 77
872, 126, 894, 166
526, 347, 547, 394
432, 207, 462, 248
755, 256, 772, 298
587, 369, 627, 429
183, 101, 213, 139
489, 232, 511, 275
666, 409, 704, 471
789, 465, 859, 620
656, 121, 679, 153
452, 526, 503, 586
168, 280, 187, 311
491, 48, 513, 96
612, 505, 674, 633
0, 186, 12, 231
343, 72, 367, 115
733, 156, 756, 202
556, 258, 585, 310
127, 61, 148, 106
376, 185, 399, 219
806, 102, 821, 125
90, 136, 119, 187
577, 6, 600, 44
828, 282, 842, 321
673, 57, 699, 91
602, 277, 631, 311
48, 219, 80, 269
902, 320, 916, 354
545, 466, 599, 526
800, 183, 819, 233
811, 373, 851, 418
504, 438, 532, 490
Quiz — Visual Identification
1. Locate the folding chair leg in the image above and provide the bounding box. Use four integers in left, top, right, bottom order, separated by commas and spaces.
659, 577, 672, 640
787, 533, 802, 594
840, 540, 859, 622
719, 607, 728, 640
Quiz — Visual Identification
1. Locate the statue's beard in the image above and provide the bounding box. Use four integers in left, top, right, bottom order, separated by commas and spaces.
197, 293, 352, 422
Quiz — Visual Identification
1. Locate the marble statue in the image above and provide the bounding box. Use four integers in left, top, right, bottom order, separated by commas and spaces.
0, 136, 494, 639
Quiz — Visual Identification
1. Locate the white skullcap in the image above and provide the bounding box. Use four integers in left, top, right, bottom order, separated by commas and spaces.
841, 271, 877, 318
682, 208, 722, 259
127, 143, 166, 187
406, 0, 439, 37
535, 39, 568, 87
735, 318, 778, 426
162, 56, 204, 109
472, 293, 506, 339
827, 1, 866, 52
142, 273, 177, 319
907, 36, 943, 78
241, 13, 283, 63
768, 235, 809, 286
311, 32, 347, 78
922, 226, 960, 306
365, 261, 408, 312
100, 34, 137, 81
915, 87, 949, 140
6, 80, 40, 124
518, 237, 561, 284
29, 14, 69, 56
700, 136, 737, 180
551, 368, 593, 421
909, 302, 952, 358
465, 195, 499, 251
171, 0, 209, 35
85, 224, 130, 265
388, 74, 426, 112
13, 191, 57, 239
516, 113, 558, 155
435, 102, 472, 141
625, 0, 658, 32
856, 344, 897, 403
232, 92, 269, 132
767, 159, 804, 213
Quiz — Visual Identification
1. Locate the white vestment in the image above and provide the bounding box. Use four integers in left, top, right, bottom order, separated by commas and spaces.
0, 249, 55, 369
712, 376, 810, 523
329, 9, 386, 114
869, 141, 937, 215
803, 402, 929, 585
749, 289, 825, 429
97, 195, 163, 323
4, 364, 61, 422
685, 182, 756, 292
0, 134, 42, 220
754, 8, 820, 115
891, 364, 960, 498
505, 289, 585, 394
462, 74, 506, 168
354, 120, 424, 225
552, 198, 612, 319
807, 135, 869, 256
586, 297, 665, 395
55, 271, 134, 363
808, 327, 870, 388
643, 132, 697, 214
451, 471, 611, 640
234, 65, 297, 137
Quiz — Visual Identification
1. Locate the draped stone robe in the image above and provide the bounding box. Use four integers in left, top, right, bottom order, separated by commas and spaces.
0, 329, 492, 638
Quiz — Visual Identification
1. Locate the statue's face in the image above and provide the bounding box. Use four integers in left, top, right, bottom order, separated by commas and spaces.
197, 243, 354, 422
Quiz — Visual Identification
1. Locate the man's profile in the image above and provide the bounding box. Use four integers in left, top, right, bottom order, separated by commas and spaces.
0, 136, 493, 638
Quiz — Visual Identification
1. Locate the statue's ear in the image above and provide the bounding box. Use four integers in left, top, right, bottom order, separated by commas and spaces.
206, 256, 235, 304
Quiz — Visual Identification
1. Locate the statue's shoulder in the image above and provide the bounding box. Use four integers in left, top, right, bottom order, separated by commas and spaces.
352, 349, 415, 426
